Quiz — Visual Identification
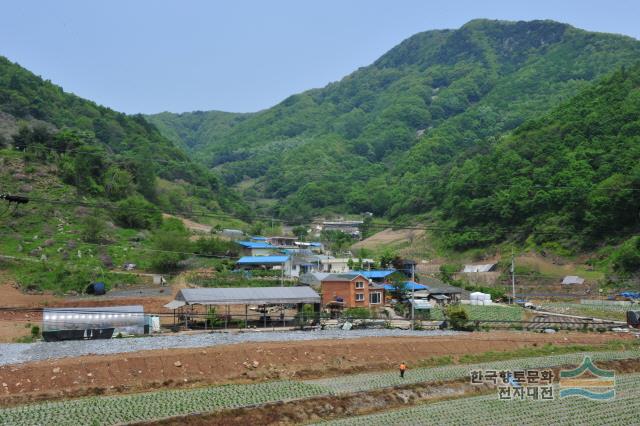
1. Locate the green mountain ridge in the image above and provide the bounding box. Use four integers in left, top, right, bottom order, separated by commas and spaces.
148, 19, 640, 256
0, 55, 249, 218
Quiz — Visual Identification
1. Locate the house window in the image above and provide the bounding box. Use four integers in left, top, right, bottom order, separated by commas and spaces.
355, 281, 364, 289
369, 292, 381, 304
355, 293, 364, 302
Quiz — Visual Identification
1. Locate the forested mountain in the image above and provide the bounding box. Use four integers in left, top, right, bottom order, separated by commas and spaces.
149, 19, 640, 241
439, 65, 640, 251
0, 56, 249, 218
146, 110, 252, 154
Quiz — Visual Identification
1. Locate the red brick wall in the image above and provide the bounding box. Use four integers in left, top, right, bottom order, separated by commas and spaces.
321, 278, 372, 308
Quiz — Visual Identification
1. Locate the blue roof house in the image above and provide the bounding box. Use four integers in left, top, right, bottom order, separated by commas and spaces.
236, 241, 276, 256
237, 255, 292, 277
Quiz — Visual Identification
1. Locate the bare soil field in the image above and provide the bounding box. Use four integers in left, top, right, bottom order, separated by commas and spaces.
0, 332, 628, 406
351, 228, 425, 252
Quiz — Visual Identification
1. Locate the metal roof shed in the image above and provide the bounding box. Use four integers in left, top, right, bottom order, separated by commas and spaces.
237, 255, 289, 265
175, 287, 321, 306
562, 276, 585, 285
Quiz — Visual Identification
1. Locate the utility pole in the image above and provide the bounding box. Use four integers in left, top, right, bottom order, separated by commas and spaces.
410, 263, 415, 330
511, 248, 516, 304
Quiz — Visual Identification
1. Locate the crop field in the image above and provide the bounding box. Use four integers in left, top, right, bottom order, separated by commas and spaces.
1, 349, 638, 425
306, 349, 640, 394
539, 303, 630, 321
316, 373, 640, 426
0, 380, 328, 426
427, 304, 525, 322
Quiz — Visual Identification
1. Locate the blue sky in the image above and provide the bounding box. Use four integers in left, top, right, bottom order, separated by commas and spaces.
2, 0, 639, 114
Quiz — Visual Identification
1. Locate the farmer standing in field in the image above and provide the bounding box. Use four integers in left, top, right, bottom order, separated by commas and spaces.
399, 362, 407, 378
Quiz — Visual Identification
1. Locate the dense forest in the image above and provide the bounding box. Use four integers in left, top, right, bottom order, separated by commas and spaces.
0, 56, 249, 218
149, 19, 640, 258
0, 57, 256, 292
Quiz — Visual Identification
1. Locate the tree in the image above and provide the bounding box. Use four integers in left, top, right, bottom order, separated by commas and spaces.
445, 305, 470, 331
149, 218, 192, 272
103, 166, 134, 200
379, 248, 397, 269
81, 215, 107, 243
292, 225, 308, 241
113, 196, 162, 229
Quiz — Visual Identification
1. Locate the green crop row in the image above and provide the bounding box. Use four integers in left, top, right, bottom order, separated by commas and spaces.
315, 373, 640, 425
0, 380, 328, 426
305, 349, 640, 394
2, 349, 638, 425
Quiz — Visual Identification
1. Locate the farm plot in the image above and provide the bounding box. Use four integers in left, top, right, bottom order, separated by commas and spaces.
527, 315, 591, 331
0, 380, 329, 426
306, 349, 640, 394
315, 373, 640, 426
538, 303, 629, 321
428, 305, 525, 322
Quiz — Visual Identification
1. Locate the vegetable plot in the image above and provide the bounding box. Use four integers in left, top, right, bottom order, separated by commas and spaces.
315, 373, 640, 425
0, 381, 329, 426
306, 349, 640, 394
539, 303, 629, 321
428, 305, 525, 322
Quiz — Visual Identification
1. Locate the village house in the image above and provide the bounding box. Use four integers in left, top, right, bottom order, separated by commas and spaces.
354, 269, 396, 283
320, 273, 384, 308
235, 241, 276, 256
236, 255, 292, 277
268, 236, 298, 248
321, 220, 363, 237
320, 257, 375, 273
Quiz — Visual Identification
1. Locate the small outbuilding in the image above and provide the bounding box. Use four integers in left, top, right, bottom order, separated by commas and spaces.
562, 276, 585, 285
462, 264, 497, 273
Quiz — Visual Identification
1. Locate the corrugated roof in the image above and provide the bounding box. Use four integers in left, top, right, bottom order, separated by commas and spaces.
409, 299, 432, 309
562, 275, 585, 285
463, 264, 496, 273
383, 281, 427, 291
175, 287, 320, 305
236, 241, 274, 249
237, 255, 289, 264
322, 273, 367, 282
164, 300, 186, 310
354, 270, 396, 279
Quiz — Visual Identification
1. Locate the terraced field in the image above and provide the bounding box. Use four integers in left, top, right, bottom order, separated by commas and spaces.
539, 303, 631, 321
1, 349, 638, 425
316, 373, 640, 426
428, 304, 525, 322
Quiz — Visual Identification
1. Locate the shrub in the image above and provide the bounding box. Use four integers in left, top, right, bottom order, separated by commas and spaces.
344, 307, 371, 319
113, 196, 161, 229
445, 305, 470, 331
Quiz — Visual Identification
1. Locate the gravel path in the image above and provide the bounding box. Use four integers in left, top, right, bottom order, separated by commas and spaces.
0, 329, 458, 366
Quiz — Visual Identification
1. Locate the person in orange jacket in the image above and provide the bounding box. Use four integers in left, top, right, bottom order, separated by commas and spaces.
399, 362, 407, 378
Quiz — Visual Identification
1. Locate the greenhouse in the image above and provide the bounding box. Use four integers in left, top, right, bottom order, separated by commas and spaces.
42, 305, 145, 341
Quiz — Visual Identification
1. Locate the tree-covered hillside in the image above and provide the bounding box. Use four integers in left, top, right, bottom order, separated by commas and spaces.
0, 56, 249, 218
146, 110, 252, 154
438, 65, 640, 254
0, 56, 255, 293
149, 19, 640, 228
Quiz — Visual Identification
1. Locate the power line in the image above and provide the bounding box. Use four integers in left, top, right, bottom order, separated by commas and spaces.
2, 194, 594, 236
